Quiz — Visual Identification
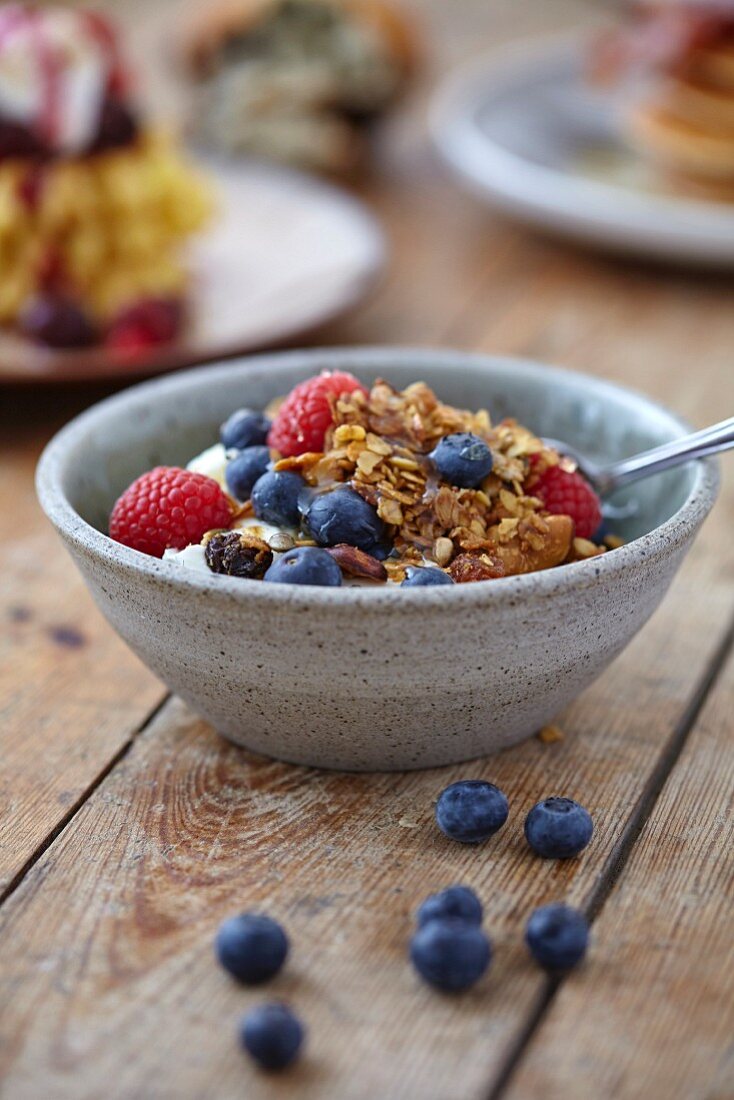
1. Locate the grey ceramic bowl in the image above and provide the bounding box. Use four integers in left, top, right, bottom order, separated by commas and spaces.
37, 348, 718, 771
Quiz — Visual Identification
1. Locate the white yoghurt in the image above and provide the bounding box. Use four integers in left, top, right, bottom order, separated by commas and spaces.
186, 442, 228, 489
163, 543, 209, 572
232, 515, 289, 543
171, 442, 398, 585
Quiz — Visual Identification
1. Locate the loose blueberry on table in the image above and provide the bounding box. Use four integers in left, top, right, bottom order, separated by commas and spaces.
435, 780, 509, 844
525, 903, 589, 972
108, 372, 615, 586
524, 797, 594, 859
215, 912, 289, 984
240, 1003, 305, 1071
410, 918, 492, 992
416, 885, 483, 928
203, 801, 599, 1058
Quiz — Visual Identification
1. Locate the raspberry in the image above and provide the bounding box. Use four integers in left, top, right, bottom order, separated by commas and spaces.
106, 298, 184, 354
109, 466, 232, 557
529, 464, 602, 540
267, 371, 368, 457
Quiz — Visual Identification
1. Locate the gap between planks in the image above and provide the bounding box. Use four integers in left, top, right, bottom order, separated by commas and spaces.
485, 608, 734, 1100
1, 608, 732, 1067
0, 693, 170, 910
6, 606, 731, 937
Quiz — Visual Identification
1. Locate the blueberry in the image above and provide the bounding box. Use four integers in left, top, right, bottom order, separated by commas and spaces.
215, 913, 288, 984
264, 546, 342, 587
20, 295, 98, 349
401, 567, 455, 587
240, 1003, 304, 1071
593, 518, 610, 542
225, 446, 271, 502
524, 797, 593, 859
410, 918, 491, 992
306, 487, 386, 552
251, 470, 305, 528
366, 541, 392, 561
416, 885, 483, 928
220, 408, 271, 450
429, 433, 493, 489
435, 780, 509, 844
525, 903, 589, 971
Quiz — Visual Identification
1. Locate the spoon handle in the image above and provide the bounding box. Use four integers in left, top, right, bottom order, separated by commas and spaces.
599, 416, 734, 494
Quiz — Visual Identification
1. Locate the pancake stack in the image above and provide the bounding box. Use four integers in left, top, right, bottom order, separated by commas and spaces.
598, 3, 734, 199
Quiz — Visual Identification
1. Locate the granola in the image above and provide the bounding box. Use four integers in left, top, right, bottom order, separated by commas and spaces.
114, 373, 616, 587
266, 379, 601, 582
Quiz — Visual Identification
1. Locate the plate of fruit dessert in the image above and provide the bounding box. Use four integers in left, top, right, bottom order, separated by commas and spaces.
0, 4, 385, 382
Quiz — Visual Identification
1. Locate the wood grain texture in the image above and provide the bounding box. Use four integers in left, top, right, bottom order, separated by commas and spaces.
0, 531, 731, 1100
505, 646, 734, 1100
1, 1, 733, 1098
0, 0, 602, 895
0, 388, 164, 894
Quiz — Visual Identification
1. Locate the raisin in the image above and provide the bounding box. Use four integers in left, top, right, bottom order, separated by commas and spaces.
204, 531, 272, 580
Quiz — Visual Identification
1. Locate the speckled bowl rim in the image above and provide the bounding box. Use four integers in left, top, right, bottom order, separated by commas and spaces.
36, 347, 719, 612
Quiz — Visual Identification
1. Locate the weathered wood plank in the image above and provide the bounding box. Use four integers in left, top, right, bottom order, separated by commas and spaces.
0, 525, 731, 1099
0, 0, 601, 894
504, 642, 734, 1100
1, 3, 733, 1098
0, 389, 164, 895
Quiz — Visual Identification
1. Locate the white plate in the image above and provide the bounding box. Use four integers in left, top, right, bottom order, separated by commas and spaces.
1, 158, 385, 383
430, 36, 734, 267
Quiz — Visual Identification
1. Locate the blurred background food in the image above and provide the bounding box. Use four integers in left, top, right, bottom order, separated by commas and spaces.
179, 0, 417, 174
0, 3, 211, 351
2, 0, 734, 376
595, 1, 734, 201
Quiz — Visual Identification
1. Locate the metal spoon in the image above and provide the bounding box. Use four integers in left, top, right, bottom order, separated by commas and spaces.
543, 415, 734, 497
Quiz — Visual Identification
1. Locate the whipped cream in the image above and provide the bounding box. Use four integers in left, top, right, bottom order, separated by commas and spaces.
0, 5, 119, 153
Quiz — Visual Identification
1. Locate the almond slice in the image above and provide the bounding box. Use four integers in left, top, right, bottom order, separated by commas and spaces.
325, 544, 388, 581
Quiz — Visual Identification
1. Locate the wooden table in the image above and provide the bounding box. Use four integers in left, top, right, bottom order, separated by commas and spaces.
1, 2, 733, 1097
